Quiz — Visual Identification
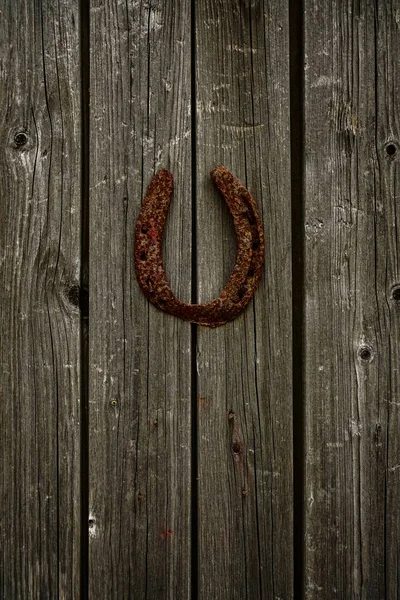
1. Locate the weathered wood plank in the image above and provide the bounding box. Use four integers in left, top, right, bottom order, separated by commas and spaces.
89, 1, 192, 597
0, 0, 82, 597
304, 1, 400, 597
195, 1, 293, 598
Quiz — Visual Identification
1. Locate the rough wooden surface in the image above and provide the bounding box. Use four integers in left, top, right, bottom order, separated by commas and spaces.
88, 0, 192, 597
195, 1, 293, 598
304, 1, 400, 597
0, 0, 82, 597
5, 0, 400, 597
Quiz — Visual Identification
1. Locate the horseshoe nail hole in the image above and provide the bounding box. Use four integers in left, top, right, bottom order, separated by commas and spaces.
358, 345, 374, 363
14, 131, 28, 147
247, 214, 255, 225
140, 252, 147, 261
385, 141, 398, 157
252, 242, 259, 250
248, 268, 255, 277
141, 224, 149, 233
232, 287, 246, 303
232, 287, 247, 303
146, 279, 155, 296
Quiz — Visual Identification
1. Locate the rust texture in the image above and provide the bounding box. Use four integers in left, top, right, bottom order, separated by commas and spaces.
134, 166, 265, 327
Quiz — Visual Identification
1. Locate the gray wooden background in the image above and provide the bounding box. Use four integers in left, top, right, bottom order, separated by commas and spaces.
0, 0, 399, 598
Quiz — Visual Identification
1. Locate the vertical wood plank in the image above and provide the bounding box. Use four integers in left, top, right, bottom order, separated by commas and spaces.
0, 0, 82, 597
89, 1, 192, 597
195, 1, 293, 598
304, 1, 400, 597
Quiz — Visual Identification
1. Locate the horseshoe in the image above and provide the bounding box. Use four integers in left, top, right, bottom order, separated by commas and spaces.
134, 166, 264, 327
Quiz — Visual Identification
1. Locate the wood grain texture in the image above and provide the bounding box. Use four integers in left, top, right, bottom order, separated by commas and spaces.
0, 0, 82, 597
304, 1, 400, 597
195, 1, 293, 598
88, 1, 192, 597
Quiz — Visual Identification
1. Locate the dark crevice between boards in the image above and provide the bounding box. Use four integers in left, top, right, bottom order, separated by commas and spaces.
190, 1, 199, 599
80, 0, 90, 598
289, 0, 305, 598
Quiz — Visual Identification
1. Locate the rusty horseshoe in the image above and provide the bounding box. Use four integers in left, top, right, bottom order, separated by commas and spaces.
134, 166, 264, 327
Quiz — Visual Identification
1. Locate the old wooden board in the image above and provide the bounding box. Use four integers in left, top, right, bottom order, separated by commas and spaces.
0, 0, 82, 597
88, 1, 192, 597
304, 1, 400, 597
195, 1, 293, 598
